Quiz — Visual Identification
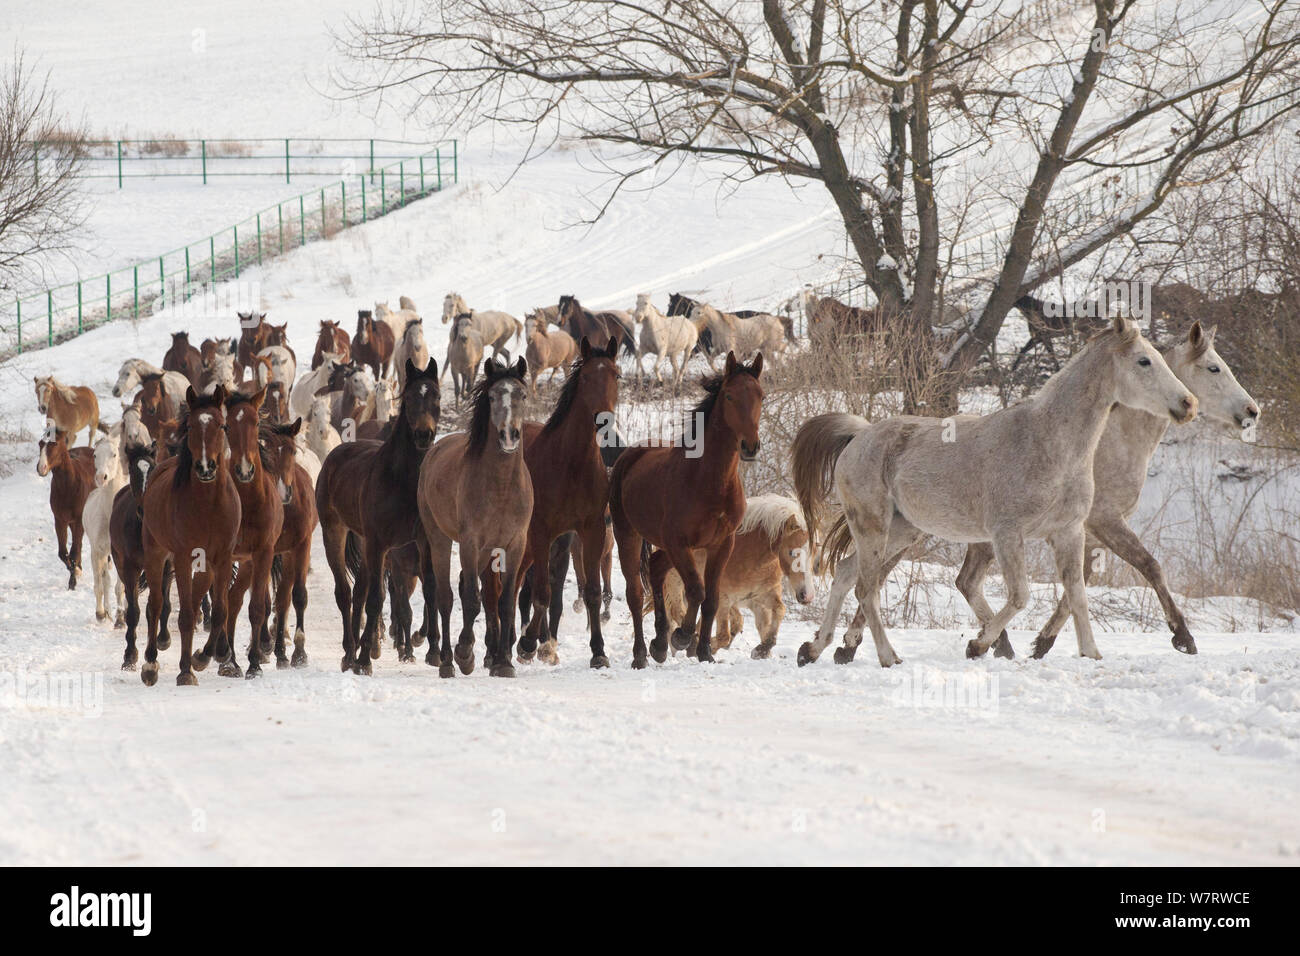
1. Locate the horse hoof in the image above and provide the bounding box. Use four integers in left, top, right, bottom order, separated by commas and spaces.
695, 647, 715, 664
96, 610, 108, 623
218, 660, 243, 679
370, 638, 382, 660
572, 598, 583, 614
157, 633, 172, 652
537, 640, 559, 666
190, 652, 209, 672
833, 646, 856, 665
425, 649, 439, 667
1029, 635, 1055, 659
257, 649, 272, 665
796, 642, 816, 667
176, 671, 198, 687
590, 654, 609, 669
965, 639, 986, 660
489, 663, 517, 679
260, 635, 272, 654
276, 656, 290, 670
600, 609, 611, 623
1172, 627, 1197, 655
992, 631, 1015, 659
750, 644, 772, 660
412, 629, 426, 648
141, 662, 159, 686
649, 637, 668, 664
516, 648, 535, 664
454, 643, 476, 676
340, 655, 353, 672
114, 613, 125, 629
669, 628, 692, 652
121, 660, 137, 672
879, 654, 902, 668
399, 650, 415, 663
353, 660, 373, 676
631, 653, 647, 670
245, 666, 262, 680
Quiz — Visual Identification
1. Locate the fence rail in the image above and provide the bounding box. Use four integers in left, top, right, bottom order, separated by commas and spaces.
2, 140, 458, 359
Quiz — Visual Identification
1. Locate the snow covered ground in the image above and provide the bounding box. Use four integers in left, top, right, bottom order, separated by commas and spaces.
1, 0, 1297, 867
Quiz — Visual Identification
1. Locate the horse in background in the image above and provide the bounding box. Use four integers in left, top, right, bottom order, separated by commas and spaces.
83, 430, 130, 625
441, 293, 521, 355
38, 423, 95, 589
392, 318, 430, 389
312, 321, 351, 369
523, 313, 577, 397
35, 376, 99, 446
556, 294, 635, 355
353, 309, 395, 381
163, 332, 204, 389
633, 293, 697, 386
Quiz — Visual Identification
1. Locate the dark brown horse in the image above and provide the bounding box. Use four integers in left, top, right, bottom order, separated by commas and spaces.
163, 331, 204, 388
208, 389, 285, 679
417, 356, 533, 678
134, 372, 184, 439
557, 295, 636, 356
312, 320, 352, 369
610, 352, 764, 665
353, 309, 395, 381
516, 337, 620, 668
236, 311, 270, 382
38, 424, 95, 589
111, 441, 172, 670
317, 358, 441, 674
258, 419, 317, 668
140, 388, 243, 686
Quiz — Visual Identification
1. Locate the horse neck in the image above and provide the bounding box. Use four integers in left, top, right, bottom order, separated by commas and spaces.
554, 388, 603, 462
1025, 340, 1120, 462
693, 401, 742, 488
380, 414, 425, 491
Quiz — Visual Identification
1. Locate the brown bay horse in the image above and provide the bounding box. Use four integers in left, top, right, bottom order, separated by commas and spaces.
35, 376, 99, 446
133, 372, 185, 439
417, 357, 533, 678
516, 337, 619, 668
140, 388, 243, 686
111, 441, 171, 670
313, 320, 351, 369
316, 358, 441, 674
38, 424, 95, 589
610, 352, 764, 665
557, 295, 635, 356
163, 331, 204, 388
236, 311, 270, 381
353, 309, 395, 381
257, 419, 318, 668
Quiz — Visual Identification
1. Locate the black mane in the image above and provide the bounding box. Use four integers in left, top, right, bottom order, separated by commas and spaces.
171, 390, 224, 489
542, 353, 592, 435
467, 360, 525, 457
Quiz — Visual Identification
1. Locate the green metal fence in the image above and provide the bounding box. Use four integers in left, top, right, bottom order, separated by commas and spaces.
3, 141, 458, 358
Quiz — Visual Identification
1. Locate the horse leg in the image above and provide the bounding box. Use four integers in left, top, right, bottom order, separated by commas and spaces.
121, 559, 141, 670
244, 553, 274, 679
113, 565, 126, 628
290, 543, 311, 667
417, 540, 447, 676
613, 522, 649, 669
661, 543, 706, 657
457, 550, 485, 670
1027, 531, 1101, 661
956, 543, 1014, 659
1092, 515, 1194, 655
158, 561, 173, 652
390, 570, 415, 663
223, 561, 251, 678
173, 560, 200, 686
600, 541, 613, 622
140, 550, 166, 686
966, 529, 1030, 659
354, 541, 388, 676
486, 564, 518, 678
749, 594, 784, 659
1045, 527, 1102, 659
694, 537, 733, 663
432, 536, 461, 675
647, 548, 675, 662
55, 517, 69, 574
519, 530, 551, 663
798, 551, 856, 666
578, 517, 610, 668
842, 513, 905, 667
271, 553, 294, 668
206, 557, 234, 678
321, 521, 355, 672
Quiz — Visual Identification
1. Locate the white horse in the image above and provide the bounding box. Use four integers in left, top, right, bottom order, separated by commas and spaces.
633, 293, 697, 385
289, 352, 343, 423
256, 345, 297, 393
376, 301, 420, 360
306, 397, 342, 462
112, 359, 189, 400
441, 292, 521, 354
689, 302, 786, 367
107, 405, 152, 469
391, 319, 430, 389
82, 431, 129, 626
792, 316, 1196, 667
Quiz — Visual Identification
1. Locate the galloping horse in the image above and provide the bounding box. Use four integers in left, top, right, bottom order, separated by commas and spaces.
236, 312, 270, 382
163, 332, 204, 389
316, 359, 441, 674
37, 424, 95, 589
140, 388, 243, 686
417, 357, 533, 678
557, 295, 635, 355
111, 441, 167, 670
312, 320, 351, 369
609, 352, 765, 666
133, 372, 185, 439
353, 309, 395, 381
517, 337, 619, 668
35, 376, 99, 446
258, 419, 318, 668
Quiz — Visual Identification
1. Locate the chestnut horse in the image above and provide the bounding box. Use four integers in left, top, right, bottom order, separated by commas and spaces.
317, 358, 441, 674
516, 337, 619, 668
140, 388, 243, 686
417, 357, 533, 678
313, 320, 351, 369
163, 331, 204, 388
208, 390, 284, 679
35, 376, 99, 446
111, 441, 172, 670
133, 372, 185, 439
610, 352, 764, 665
257, 419, 318, 668
353, 309, 395, 381
38, 424, 95, 589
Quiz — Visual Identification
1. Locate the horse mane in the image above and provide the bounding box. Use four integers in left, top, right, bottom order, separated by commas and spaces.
140, 371, 164, 386
737, 494, 804, 543
171, 391, 223, 489
125, 441, 156, 499
542, 352, 592, 435
467, 361, 525, 457
690, 362, 760, 427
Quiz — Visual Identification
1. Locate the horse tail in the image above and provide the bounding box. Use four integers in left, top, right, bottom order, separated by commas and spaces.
791, 413, 866, 554
816, 507, 855, 577
344, 531, 363, 583
271, 553, 283, 591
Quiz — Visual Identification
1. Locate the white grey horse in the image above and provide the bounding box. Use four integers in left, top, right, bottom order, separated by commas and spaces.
634, 293, 697, 386
289, 352, 343, 423
82, 431, 129, 626
391, 319, 430, 389
113, 358, 189, 400
792, 316, 1196, 667
441, 292, 521, 354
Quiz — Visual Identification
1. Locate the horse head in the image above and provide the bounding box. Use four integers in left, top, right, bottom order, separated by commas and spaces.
400, 358, 441, 450
719, 351, 765, 460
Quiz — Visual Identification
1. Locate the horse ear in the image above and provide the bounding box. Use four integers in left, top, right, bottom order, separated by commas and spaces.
605, 337, 618, 358
1111, 314, 1129, 336
580, 336, 593, 359
725, 351, 738, 375
212, 385, 227, 406
185, 386, 198, 406
750, 352, 764, 378
427, 358, 439, 379
1188, 321, 1204, 347
289, 417, 303, 436
405, 358, 418, 383
515, 356, 528, 378
250, 387, 266, 411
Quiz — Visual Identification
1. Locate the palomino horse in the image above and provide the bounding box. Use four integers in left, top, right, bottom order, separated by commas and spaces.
353, 309, 395, 381
163, 332, 204, 388
37, 424, 95, 589
392, 319, 430, 389
440, 293, 522, 355
445, 316, 485, 405
523, 314, 577, 397
200, 350, 240, 396
140, 388, 243, 686
208, 390, 284, 679
111, 442, 170, 670
556, 295, 634, 355
417, 357, 533, 678
690, 303, 786, 366
258, 419, 318, 668
312, 320, 351, 369
113, 358, 189, 400
35, 376, 99, 446
956, 321, 1260, 659
651, 494, 815, 658
516, 337, 619, 668
633, 293, 697, 386
83, 430, 130, 625
375, 301, 420, 349
610, 352, 765, 666
316, 359, 441, 674
792, 316, 1195, 668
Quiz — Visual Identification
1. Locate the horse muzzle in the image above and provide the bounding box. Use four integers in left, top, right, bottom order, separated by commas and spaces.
36, 461, 50, 477
1169, 394, 1197, 425
234, 461, 256, 483
740, 439, 760, 461
412, 428, 435, 451
498, 428, 521, 453
195, 462, 219, 483
111, 386, 121, 397
1236, 404, 1261, 428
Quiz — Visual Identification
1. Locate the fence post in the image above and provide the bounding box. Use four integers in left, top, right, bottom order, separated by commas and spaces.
106, 275, 111, 322
117, 140, 123, 189
381, 169, 386, 215
201, 140, 207, 185
320, 189, 326, 234
369, 139, 375, 183
419, 155, 425, 193
285, 138, 291, 184
361, 175, 367, 222
47, 291, 53, 346
185, 247, 191, 287
15, 300, 20, 352
278, 204, 284, 255
400, 161, 405, 204
341, 182, 347, 227
210, 236, 216, 283
159, 256, 165, 311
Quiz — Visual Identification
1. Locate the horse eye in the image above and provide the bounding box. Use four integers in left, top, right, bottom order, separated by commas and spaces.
1138, 357, 1152, 367
1208, 365, 1220, 374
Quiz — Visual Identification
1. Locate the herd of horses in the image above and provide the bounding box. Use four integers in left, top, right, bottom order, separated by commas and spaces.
30, 286, 1261, 686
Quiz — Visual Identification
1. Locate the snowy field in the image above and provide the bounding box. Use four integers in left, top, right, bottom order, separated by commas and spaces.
2, 0, 1297, 866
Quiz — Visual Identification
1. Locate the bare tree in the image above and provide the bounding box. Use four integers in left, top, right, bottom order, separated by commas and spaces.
0, 50, 86, 292
338, 0, 1300, 410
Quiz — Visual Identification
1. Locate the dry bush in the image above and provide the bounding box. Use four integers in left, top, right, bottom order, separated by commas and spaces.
139, 135, 189, 157
209, 139, 253, 157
